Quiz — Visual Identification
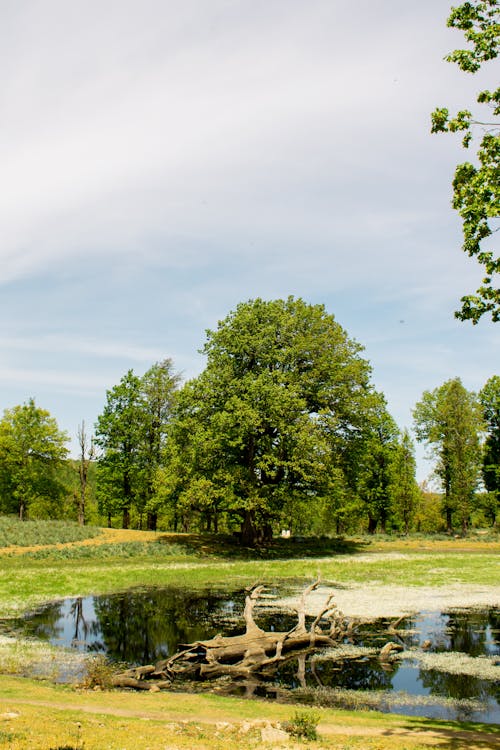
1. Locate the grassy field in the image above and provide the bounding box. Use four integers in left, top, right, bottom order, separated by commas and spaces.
0, 522, 499, 748
1, 674, 499, 750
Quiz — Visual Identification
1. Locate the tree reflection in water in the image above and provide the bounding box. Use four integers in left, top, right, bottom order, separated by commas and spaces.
7, 589, 499, 723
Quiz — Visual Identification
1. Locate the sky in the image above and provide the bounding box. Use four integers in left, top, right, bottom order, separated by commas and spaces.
0, 0, 498, 483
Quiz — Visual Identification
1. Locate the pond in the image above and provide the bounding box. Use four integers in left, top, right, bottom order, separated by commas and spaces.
6, 586, 500, 724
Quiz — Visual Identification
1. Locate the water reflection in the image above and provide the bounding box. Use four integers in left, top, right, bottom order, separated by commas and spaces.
6, 588, 500, 724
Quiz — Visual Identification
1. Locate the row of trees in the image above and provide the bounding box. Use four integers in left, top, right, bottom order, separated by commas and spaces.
0, 298, 498, 541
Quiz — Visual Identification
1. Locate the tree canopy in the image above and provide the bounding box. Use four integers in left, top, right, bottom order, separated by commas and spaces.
0, 399, 68, 519
413, 378, 485, 532
95, 360, 179, 529
431, 0, 499, 323
479, 375, 500, 520
164, 297, 382, 543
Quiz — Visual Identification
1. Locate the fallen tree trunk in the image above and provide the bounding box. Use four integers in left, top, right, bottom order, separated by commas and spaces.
111, 581, 407, 689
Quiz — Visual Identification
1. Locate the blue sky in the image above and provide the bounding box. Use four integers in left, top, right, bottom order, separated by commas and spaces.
1, 0, 497, 482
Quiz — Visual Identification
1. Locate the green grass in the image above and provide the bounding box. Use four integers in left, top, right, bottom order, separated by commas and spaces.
0, 674, 498, 750
0, 544, 498, 617
0, 526, 498, 748
0, 517, 101, 547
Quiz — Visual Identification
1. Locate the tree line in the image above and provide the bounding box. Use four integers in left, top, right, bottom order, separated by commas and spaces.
0, 298, 498, 542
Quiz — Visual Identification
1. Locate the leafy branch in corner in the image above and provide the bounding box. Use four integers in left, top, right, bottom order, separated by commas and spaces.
431, 0, 499, 323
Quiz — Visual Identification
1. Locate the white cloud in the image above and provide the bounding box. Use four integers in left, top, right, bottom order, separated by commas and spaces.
0, 0, 496, 480
0, 334, 166, 362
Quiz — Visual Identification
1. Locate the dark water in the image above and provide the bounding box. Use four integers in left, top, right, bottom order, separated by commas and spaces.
6, 587, 500, 724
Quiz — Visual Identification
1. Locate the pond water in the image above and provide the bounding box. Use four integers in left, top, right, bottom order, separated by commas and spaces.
7, 587, 500, 724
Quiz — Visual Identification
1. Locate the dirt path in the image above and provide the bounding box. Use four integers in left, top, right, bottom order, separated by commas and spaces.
1, 695, 498, 748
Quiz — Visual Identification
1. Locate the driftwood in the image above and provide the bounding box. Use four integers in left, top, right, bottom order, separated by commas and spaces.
111, 581, 406, 690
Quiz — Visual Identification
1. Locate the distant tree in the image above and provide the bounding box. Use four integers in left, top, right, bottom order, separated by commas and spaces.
431, 0, 499, 323
356, 395, 399, 533
390, 429, 420, 534
165, 297, 375, 545
95, 362, 180, 529
479, 374, 500, 524
0, 399, 68, 519
137, 359, 180, 530
413, 378, 485, 533
95, 370, 143, 529
76, 420, 95, 526
414, 482, 447, 533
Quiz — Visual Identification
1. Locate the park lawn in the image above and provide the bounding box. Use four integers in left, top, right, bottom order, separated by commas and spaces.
0, 529, 499, 748
0, 674, 499, 750
0, 530, 499, 617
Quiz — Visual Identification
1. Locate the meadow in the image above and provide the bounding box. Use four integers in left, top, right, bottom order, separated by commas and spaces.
0, 518, 499, 749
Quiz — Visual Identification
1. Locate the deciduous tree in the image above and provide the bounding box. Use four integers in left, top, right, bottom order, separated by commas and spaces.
95, 370, 143, 529
166, 297, 376, 544
413, 378, 485, 533
431, 0, 499, 323
0, 399, 68, 519
390, 429, 420, 534
76, 420, 95, 526
95, 361, 180, 529
356, 395, 399, 534
479, 374, 500, 523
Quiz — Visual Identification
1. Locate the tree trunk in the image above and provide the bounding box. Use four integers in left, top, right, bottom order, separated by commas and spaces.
122, 507, 130, 530
367, 516, 377, 534
445, 506, 453, 534
78, 490, 85, 526
240, 510, 258, 545
147, 512, 157, 531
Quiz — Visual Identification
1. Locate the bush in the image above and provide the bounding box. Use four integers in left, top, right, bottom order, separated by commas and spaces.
80, 654, 117, 690
284, 710, 320, 740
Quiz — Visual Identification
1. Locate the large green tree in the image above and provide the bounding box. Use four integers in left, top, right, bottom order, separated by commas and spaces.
431, 0, 499, 323
166, 297, 376, 544
479, 374, 500, 523
413, 378, 485, 533
0, 399, 68, 519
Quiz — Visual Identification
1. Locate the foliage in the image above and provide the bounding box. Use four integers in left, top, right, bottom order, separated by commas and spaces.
95, 369, 143, 529
414, 489, 447, 533
0, 399, 69, 519
390, 430, 421, 533
431, 0, 499, 323
95, 360, 180, 529
355, 395, 399, 533
80, 654, 118, 690
479, 375, 500, 524
413, 379, 485, 532
164, 297, 378, 544
284, 710, 320, 740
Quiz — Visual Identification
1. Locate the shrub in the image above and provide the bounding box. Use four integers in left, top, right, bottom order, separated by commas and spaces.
80, 654, 117, 690
284, 709, 320, 740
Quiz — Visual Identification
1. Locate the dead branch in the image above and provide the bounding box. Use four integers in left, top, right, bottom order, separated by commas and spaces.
112, 581, 353, 689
